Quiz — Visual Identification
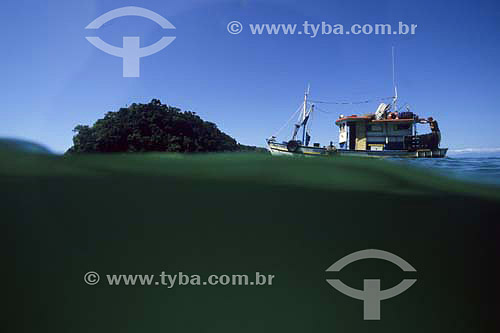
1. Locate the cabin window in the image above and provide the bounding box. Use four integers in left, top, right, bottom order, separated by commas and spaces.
367, 124, 382, 132
395, 124, 411, 131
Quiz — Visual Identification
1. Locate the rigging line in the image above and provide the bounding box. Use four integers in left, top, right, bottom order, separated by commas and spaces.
310, 96, 394, 105
273, 102, 304, 137
315, 106, 334, 114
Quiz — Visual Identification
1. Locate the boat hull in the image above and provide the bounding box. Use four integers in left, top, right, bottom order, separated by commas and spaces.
267, 142, 447, 158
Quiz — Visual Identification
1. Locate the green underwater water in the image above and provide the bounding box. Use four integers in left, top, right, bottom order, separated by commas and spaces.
1, 142, 498, 332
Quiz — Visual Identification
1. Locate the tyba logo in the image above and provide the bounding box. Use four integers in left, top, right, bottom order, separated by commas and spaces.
85, 6, 176, 77
326, 249, 417, 320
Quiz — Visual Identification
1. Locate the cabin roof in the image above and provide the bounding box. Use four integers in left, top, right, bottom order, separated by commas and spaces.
372, 119, 415, 123
335, 116, 372, 123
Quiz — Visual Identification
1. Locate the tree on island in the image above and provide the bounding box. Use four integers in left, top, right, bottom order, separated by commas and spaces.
66, 99, 266, 154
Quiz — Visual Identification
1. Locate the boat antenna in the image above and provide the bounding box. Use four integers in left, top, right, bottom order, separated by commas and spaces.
392, 46, 398, 112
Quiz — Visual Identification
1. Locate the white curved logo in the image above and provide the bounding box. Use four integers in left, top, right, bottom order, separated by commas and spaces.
326, 249, 417, 320
85, 7, 176, 77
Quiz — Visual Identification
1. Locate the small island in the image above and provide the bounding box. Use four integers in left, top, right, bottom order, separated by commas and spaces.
67, 99, 266, 154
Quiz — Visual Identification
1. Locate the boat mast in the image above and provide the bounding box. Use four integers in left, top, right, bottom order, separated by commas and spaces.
305, 104, 314, 146
303, 84, 309, 119
302, 84, 310, 144
392, 47, 398, 112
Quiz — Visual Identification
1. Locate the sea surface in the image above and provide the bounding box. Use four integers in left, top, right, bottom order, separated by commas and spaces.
1, 137, 499, 186
391, 154, 500, 186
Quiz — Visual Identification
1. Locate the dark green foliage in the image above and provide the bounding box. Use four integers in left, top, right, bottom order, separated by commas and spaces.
67, 99, 243, 154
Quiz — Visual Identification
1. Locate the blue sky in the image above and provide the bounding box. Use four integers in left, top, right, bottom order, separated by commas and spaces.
1, 0, 499, 152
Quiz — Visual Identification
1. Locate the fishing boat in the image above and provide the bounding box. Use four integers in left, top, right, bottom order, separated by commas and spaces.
266, 51, 448, 158
266, 87, 447, 158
